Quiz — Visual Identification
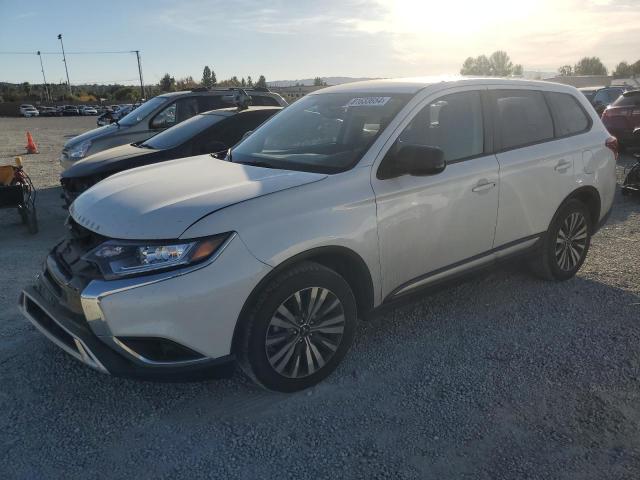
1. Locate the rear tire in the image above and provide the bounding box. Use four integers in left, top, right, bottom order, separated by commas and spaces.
530, 199, 592, 281
237, 261, 357, 392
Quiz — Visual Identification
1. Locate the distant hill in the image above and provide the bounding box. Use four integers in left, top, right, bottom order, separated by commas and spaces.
268, 77, 376, 87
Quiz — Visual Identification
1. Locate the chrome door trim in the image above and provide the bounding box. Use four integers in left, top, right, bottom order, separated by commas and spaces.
387, 233, 542, 299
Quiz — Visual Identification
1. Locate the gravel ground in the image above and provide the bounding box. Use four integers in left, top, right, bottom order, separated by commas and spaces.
1, 117, 639, 479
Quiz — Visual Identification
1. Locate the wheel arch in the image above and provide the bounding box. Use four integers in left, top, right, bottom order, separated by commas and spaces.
231, 246, 375, 354
562, 186, 601, 232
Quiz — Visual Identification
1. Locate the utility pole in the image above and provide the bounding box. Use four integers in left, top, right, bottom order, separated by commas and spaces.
37, 51, 50, 102
133, 50, 145, 99
57, 34, 72, 96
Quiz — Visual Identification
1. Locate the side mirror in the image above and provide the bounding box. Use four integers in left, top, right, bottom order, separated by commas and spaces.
387, 144, 446, 178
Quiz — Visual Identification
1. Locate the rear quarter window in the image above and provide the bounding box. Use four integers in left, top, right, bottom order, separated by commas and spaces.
545, 92, 591, 137
612, 92, 640, 107
250, 96, 280, 106
494, 90, 554, 150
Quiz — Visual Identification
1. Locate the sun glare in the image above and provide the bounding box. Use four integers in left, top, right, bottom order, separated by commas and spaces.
388, 0, 537, 36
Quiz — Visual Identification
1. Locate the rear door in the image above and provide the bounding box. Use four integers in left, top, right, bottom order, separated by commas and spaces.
489, 88, 577, 247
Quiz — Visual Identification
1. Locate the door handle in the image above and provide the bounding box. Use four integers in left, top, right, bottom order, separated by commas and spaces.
472, 180, 496, 193
554, 159, 571, 172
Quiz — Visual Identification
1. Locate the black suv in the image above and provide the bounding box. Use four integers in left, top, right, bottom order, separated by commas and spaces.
61, 88, 287, 169
61, 106, 282, 205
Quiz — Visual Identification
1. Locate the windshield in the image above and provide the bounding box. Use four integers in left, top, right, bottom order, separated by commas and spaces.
141, 113, 224, 150
118, 97, 166, 127
230, 92, 411, 173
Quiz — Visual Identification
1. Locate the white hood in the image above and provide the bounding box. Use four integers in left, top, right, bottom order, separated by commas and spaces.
70, 155, 326, 239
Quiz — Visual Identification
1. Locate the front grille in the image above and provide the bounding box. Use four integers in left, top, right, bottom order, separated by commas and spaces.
54, 217, 105, 280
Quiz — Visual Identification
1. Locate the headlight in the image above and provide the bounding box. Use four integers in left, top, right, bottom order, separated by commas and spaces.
82, 233, 231, 279
68, 140, 92, 159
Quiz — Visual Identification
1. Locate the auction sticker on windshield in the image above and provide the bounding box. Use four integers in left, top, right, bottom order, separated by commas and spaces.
346, 97, 391, 107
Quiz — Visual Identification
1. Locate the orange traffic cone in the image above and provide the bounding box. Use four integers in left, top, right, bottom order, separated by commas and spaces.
26, 131, 38, 154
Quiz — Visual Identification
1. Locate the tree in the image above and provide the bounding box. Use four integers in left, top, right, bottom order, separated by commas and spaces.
613, 61, 632, 78
246, 75, 253, 87
202, 66, 214, 88
176, 76, 199, 90
461, 52, 521, 76
256, 75, 267, 88
558, 65, 573, 76
241, 77, 246, 87
489, 51, 513, 76
313, 77, 326, 86
113, 86, 139, 102
159, 73, 176, 92
573, 57, 607, 76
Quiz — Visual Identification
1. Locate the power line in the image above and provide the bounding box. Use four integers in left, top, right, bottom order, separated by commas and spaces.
0, 50, 135, 55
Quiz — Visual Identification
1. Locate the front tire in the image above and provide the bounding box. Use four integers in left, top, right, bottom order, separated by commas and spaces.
530, 199, 592, 281
237, 261, 357, 392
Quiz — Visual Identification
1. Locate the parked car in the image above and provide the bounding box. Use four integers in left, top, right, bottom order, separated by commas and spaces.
20, 78, 616, 391
19, 104, 39, 117
61, 106, 282, 205
39, 107, 58, 117
601, 90, 640, 149
60, 88, 288, 170
78, 105, 98, 116
63, 105, 80, 116
590, 87, 627, 115
578, 86, 602, 104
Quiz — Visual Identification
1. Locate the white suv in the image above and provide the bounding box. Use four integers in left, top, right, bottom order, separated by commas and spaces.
19, 104, 39, 117
20, 78, 617, 391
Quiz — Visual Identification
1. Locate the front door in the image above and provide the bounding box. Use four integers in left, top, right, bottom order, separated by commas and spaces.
371, 89, 500, 298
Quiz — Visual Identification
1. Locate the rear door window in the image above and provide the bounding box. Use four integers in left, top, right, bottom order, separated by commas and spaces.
493, 90, 554, 150
213, 112, 276, 148
545, 92, 591, 137
199, 96, 226, 112
175, 97, 200, 123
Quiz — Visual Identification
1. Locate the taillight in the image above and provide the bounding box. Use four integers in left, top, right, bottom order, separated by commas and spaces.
605, 136, 619, 161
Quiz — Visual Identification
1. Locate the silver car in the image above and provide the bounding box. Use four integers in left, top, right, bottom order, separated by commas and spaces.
60, 88, 287, 170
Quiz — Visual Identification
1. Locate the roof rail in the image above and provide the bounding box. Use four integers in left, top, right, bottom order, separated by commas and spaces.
185, 86, 272, 93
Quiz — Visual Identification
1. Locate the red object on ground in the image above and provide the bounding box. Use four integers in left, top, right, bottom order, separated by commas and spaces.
25, 131, 38, 154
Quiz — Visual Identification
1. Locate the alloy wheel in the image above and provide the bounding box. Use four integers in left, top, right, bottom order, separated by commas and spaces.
555, 212, 588, 271
265, 287, 345, 379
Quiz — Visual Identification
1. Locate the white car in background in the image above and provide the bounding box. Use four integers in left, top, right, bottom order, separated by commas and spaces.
20, 78, 616, 392
19, 104, 39, 117
80, 106, 98, 116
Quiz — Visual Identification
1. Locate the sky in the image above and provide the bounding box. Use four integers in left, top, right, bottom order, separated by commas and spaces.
1, 0, 639, 86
